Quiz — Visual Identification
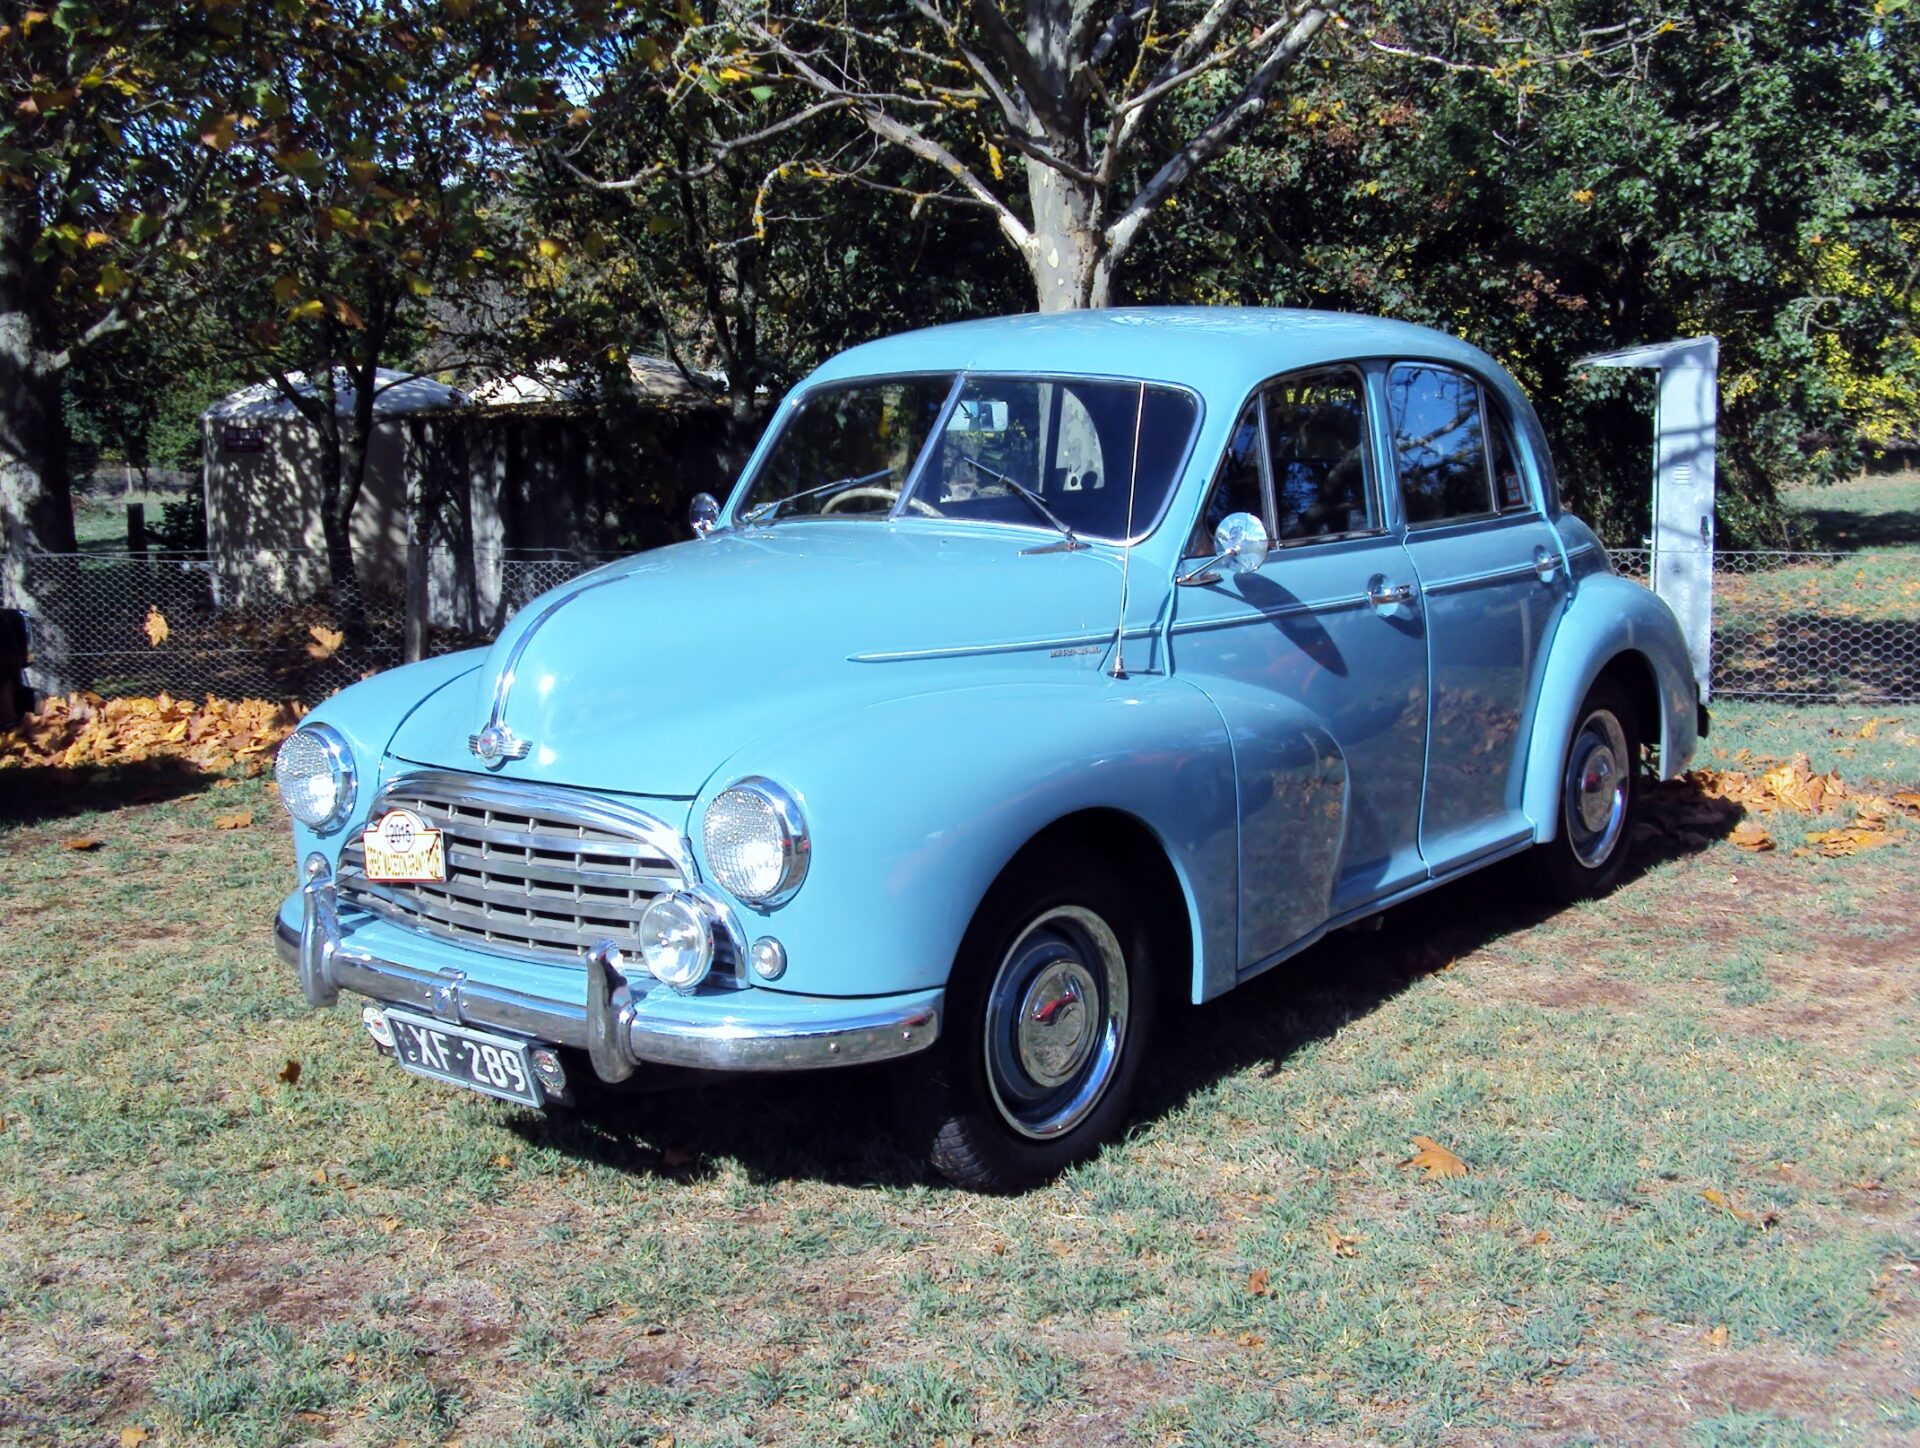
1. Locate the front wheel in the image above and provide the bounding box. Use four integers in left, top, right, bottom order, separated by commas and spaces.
1529, 679, 1641, 902
903, 847, 1154, 1192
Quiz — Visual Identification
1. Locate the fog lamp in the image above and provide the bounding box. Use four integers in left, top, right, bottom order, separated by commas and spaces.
639, 892, 715, 991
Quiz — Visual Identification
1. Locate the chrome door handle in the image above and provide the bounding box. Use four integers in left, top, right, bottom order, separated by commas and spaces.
1533, 545, 1560, 583
1367, 578, 1416, 608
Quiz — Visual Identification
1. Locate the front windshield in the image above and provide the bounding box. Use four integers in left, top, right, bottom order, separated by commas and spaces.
736, 373, 1200, 543
737, 376, 954, 522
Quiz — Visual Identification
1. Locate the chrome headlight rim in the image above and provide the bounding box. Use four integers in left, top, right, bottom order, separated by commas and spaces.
702, 775, 810, 908
274, 722, 357, 833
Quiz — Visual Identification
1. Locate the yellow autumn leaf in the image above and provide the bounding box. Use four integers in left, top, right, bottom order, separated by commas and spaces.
288, 297, 325, 321
199, 112, 237, 151
1728, 819, 1775, 852
535, 236, 564, 260
213, 810, 253, 830
716, 65, 752, 82
306, 624, 345, 660
1401, 1136, 1469, 1179
987, 142, 1004, 180
143, 607, 169, 647
83, 229, 112, 249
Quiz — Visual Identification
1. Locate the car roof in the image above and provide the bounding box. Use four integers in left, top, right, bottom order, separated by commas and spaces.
803, 306, 1510, 400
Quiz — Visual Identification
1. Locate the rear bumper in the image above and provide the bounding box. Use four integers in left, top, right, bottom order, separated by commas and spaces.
275, 860, 941, 1078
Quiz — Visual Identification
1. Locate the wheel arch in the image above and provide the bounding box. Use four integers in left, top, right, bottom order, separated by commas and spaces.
1522, 574, 1699, 841
983, 806, 1201, 1009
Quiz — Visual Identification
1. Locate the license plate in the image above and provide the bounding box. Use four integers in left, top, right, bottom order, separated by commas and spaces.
382, 1009, 543, 1106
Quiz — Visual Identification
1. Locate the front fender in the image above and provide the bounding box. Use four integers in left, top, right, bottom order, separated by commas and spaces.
285, 650, 486, 869
1522, 574, 1698, 840
696, 674, 1238, 1002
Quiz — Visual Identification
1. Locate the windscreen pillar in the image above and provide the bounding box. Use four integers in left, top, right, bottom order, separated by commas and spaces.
1576, 337, 1719, 701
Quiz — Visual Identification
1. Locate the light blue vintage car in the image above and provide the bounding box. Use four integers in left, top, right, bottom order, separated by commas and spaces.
273, 308, 1701, 1190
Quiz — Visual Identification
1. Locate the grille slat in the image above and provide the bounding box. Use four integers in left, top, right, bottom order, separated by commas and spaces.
337, 774, 690, 964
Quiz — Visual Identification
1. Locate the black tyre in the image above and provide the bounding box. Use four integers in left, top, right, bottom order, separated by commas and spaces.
903, 844, 1155, 1192
1530, 677, 1641, 902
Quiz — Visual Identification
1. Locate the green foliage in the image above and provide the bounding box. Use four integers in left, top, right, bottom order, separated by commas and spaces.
1127, 0, 1920, 544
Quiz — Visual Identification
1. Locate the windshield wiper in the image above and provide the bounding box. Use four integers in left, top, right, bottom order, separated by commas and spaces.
958, 457, 1086, 553
741, 467, 895, 525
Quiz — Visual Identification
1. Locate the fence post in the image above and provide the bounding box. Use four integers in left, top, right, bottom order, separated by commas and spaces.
403, 538, 428, 664
126, 502, 146, 554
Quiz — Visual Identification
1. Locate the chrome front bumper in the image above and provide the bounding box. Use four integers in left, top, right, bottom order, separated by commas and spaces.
277, 859, 941, 1079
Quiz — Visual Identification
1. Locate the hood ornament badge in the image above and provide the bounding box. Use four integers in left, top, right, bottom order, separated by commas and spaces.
469, 722, 532, 764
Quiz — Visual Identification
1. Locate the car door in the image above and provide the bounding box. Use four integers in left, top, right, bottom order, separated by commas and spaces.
1170, 366, 1430, 974
1385, 362, 1569, 869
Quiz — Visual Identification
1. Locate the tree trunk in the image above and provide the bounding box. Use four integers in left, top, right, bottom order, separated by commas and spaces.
0, 189, 77, 696
1025, 163, 1111, 311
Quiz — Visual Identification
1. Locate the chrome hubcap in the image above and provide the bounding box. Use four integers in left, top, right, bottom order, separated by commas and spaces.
1565, 709, 1629, 868
983, 906, 1128, 1140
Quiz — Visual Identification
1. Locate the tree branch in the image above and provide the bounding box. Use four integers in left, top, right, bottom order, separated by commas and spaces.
754, 26, 1033, 253
1104, 8, 1330, 268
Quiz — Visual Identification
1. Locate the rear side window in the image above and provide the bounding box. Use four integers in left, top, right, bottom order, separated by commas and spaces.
1489, 408, 1531, 512
1264, 370, 1373, 541
1388, 364, 1494, 525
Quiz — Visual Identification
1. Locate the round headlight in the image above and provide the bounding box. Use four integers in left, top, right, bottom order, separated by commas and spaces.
638, 892, 714, 991
702, 777, 809, 906
274, 724, 356, 831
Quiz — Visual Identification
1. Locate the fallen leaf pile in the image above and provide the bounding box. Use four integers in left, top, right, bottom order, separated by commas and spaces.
1646, 753, 1919, 857
0, 692, 303, 773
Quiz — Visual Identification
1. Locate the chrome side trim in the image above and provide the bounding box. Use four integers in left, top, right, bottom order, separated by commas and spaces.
1167, 593, 1372, 636
849, 624, 1159, 665
1418, 560, 1543, 595
276, 879, 940, 1077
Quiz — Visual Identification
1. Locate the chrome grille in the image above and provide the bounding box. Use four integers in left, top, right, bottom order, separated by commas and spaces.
339, 772, 690, 964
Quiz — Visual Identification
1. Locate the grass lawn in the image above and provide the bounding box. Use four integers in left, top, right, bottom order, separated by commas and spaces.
2, 706, 1917, 1448
71, 486, 194, 555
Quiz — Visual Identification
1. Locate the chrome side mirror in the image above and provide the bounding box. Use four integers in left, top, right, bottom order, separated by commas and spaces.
1177, 511, 1271, 584
689, 492, 721, 538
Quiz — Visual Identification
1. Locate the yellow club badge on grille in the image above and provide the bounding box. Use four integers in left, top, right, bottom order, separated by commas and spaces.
362, 807, 446, 883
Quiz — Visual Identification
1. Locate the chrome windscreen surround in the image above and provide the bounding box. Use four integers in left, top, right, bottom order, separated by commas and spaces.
337, 771, 743, 982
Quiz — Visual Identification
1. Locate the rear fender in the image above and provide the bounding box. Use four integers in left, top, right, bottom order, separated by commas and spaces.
1521, 574, 1699, 840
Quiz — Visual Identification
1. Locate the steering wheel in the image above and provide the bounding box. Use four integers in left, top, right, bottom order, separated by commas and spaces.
822, 486, 942, 518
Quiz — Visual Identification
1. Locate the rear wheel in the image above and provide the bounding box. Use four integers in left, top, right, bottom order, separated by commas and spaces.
1530, 678, 1641, 902
904, 846, 1154, 1192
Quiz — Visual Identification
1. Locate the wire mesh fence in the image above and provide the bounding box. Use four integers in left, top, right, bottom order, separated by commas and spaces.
15, 542, 1920, 705
18, 549, 614, 705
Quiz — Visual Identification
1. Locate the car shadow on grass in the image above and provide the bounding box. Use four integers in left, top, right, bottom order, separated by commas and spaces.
509, 776, 1748, 1192
0, 758, 223, 829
